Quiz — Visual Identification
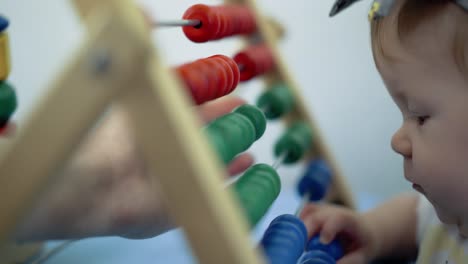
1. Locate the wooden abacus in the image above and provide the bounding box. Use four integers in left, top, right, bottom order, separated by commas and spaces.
0, 0, 355, 263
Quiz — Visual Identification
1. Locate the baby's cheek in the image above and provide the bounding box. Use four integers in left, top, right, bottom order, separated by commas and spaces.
430, 168, 467, 216
415, 156, 454, 201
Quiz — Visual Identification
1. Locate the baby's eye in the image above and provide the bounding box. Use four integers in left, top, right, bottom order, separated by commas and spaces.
417, 115, 429, 126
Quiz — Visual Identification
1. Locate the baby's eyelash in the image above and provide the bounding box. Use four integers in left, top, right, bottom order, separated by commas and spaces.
416, 115, 429, 126
407, 110, 429, 126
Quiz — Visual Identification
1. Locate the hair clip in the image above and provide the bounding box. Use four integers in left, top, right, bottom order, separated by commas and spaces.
329, 0, 362, 17
368, 0, 396, 21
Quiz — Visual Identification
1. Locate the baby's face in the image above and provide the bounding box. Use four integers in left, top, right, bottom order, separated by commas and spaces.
374, 4, 468, 235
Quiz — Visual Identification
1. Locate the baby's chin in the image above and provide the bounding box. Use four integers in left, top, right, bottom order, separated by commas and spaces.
434, 206, 458, 225
434, 207, 468, 237
455, 219, 468, 238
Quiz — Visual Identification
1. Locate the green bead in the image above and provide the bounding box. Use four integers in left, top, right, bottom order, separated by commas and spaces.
233, 104, 266, 140
209, 115, 255, 163
233, 164, 281, 227
204, 104, 266, 164
274, 121, 313, 164
0, 81, 17, 119
256, 83, 294, 120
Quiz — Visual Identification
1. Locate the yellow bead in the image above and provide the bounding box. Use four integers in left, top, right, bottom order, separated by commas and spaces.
0, 32, 10, 81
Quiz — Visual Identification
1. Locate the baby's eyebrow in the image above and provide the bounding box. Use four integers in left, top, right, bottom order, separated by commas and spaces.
387, 84, 408, 108
394, 91, 407, 106
393, 84, 407, 99
383, 75, 404, 97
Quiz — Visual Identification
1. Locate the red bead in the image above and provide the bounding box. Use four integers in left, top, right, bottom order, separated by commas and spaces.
208, 56, 232, 96
201, 59, 222, 101
174, 55, 241, 104
182, 4, 257, 43
0, 124, 7, 135
212, 55, 240, 91
234, 44, 275, 81
0, 121, 14, 136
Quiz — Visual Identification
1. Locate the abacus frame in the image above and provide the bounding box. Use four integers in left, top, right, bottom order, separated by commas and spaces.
0, 0, 355, 263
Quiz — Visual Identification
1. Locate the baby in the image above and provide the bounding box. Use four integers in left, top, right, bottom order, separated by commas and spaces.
301, 0, 468, 263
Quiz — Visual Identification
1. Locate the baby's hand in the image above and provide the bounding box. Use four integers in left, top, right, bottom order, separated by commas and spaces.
300, 203, 378, 264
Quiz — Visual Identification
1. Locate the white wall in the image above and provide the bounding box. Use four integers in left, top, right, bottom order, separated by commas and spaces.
0, 0, 410, 207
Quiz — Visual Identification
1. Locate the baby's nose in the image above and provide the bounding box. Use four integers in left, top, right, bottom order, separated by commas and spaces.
391, 126, 412, 158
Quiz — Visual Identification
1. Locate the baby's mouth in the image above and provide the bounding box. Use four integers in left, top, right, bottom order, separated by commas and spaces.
412, 184, 426, 195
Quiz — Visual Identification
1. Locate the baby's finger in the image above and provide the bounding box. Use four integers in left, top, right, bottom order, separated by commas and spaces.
337, 250, 366, 264
319, 215, 352, 244
303, 217, 324, 238
227, 153, 254, 176
299, 203, 321, 219
301, 209, 329, 238
199, 96, 246, 123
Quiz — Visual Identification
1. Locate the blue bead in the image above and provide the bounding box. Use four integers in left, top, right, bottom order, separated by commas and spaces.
307, 235, 344, 260
299, 251, 336, 264
297, 159, 332, 201
261, 214, 308, 264
0, 16, 9, 32
267, 214, 308, 245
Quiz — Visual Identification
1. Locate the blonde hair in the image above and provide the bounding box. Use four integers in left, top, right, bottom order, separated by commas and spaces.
371, 0, 468, 73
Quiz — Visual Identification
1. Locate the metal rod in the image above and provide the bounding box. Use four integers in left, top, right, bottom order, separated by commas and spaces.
294, 192, 310, 217
153, 19, 201, 27
30, 240, 77, 264
272, 151, 288, 170
259, 105, 269, 115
